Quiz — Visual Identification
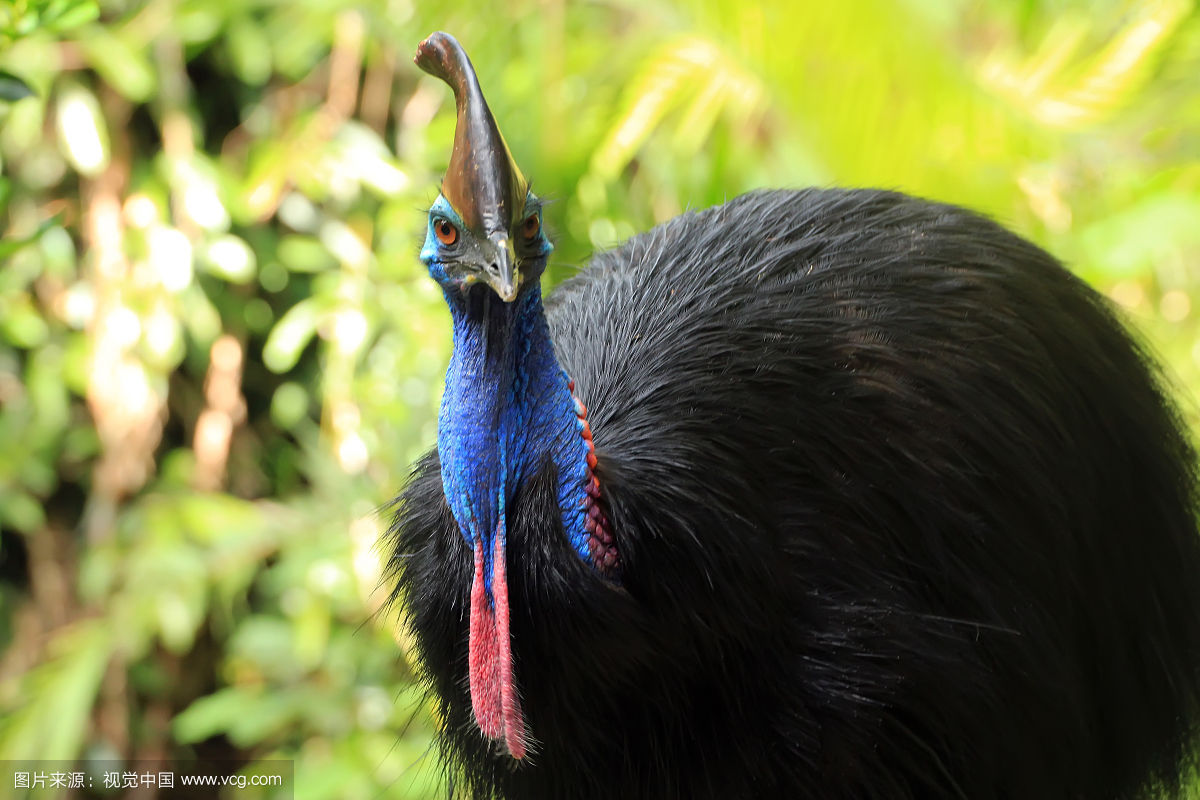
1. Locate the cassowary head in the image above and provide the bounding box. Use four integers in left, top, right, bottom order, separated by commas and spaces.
415, 32, 552, 302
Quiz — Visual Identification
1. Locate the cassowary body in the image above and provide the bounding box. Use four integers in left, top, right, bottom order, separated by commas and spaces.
387, 33, 1200, 799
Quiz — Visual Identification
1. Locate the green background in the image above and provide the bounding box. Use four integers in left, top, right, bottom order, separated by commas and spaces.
1, 0, 1198, 796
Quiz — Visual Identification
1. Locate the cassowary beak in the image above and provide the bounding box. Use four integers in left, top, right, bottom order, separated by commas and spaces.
482, 234, 518, 303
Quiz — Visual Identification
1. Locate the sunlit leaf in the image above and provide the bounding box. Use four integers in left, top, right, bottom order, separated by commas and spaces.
78, 25, 157, 102
591, 36, 736, 179
178, 284, 223, 344
54, 83, 109, 176
263, 297, 321, 373
42, 0, 100, 32
201, 233, 257, 283
980, 0, 1192, 128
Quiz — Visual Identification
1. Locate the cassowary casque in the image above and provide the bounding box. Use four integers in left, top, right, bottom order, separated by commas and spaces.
386, 31, 1200, 800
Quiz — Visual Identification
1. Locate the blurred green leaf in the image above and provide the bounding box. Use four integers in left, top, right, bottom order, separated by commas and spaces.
0, 69, 35, 101
54, 83, 110, 176
271, 382, 311, 429
0, 487, 46, 532
278, 234, 337, 273
42, 0, 100, 32
201, 233, 258, 283
264, 297, 321, 373
0, 293, 50, 347
0, 621, 110, 760
227, 17, 272, 86
229, 615, 297, 675
78, 26, 157, 103
0, 214, 60, 259
174, 685, 268, 744
1078, 192, 1200, 279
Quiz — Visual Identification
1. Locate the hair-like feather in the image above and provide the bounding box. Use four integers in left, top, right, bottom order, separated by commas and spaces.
386, 188, 1200, 799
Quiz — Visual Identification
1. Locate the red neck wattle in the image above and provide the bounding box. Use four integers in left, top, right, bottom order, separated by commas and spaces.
468, 524, 527, 759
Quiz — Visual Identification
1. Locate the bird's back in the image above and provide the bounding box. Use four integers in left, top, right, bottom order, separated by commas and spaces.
391, 188, 1200, 799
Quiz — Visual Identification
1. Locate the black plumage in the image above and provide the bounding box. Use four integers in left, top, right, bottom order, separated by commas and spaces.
388, 186, 1200, 798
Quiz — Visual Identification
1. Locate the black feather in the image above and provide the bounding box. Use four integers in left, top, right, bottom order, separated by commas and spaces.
385, 188, 1200, 799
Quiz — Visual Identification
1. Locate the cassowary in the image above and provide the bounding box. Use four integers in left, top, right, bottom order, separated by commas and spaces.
386, 31, 1200, 799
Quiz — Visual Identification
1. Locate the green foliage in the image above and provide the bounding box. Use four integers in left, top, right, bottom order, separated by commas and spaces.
0, 70, 36, 102
0, 0, 1197, 798
0, 0, 98, 43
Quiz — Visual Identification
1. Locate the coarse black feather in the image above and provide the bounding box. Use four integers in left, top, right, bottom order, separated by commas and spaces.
385, 188, 1200, 799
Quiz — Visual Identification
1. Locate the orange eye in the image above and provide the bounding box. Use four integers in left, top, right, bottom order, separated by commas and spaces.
521, 213, 540, 241
434, 218, 458, 246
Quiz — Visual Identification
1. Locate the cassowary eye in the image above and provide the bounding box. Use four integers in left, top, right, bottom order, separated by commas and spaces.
521, 214, 540, 241
434, 218, 458, 246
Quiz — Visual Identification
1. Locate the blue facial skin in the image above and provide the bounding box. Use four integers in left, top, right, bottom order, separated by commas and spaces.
422, 193, 594, 598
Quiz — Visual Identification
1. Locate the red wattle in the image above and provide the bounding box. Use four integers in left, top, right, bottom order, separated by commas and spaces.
468, 524, 527, 759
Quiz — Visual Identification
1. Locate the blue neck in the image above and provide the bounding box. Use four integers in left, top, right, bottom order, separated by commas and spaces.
437, 284, 593, 591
